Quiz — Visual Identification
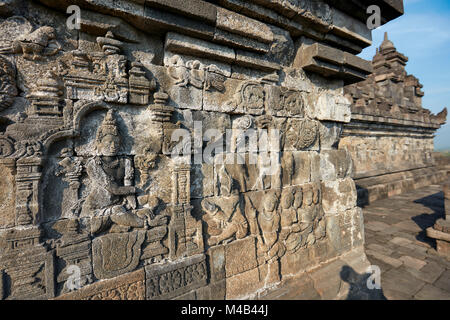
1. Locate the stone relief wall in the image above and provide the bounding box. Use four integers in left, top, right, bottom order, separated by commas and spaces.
341, 33, 448, 205
0, 0, 403, 300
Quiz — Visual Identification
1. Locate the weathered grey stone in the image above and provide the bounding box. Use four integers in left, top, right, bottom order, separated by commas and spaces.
340, 34, 448, 205
55, 269, 145, 300
295, 42, 372, 84
216, 7, 273, 44
0, 0, 405, 301
321, 178, 357, 215
145, 254, 208, 300
165, 32, 235, 63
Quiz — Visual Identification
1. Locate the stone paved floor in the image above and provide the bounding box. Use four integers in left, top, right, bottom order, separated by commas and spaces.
363, 185, 450, 300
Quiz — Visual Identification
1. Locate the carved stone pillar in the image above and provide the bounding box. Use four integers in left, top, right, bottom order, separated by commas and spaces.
15, 157, 43, 226
0, 227, 55, 300
169, 163, 203, 260
0, 158, 16, 228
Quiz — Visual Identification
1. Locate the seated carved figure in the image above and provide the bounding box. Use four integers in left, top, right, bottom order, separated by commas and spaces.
201, 198, 248, 246
81, 110, 147, 233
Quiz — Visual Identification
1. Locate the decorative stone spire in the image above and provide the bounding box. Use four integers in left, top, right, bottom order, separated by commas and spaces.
373, 32, 408, 76
27, 70, 63, 117
380, 32, 395, 52
149, 91, 173, 122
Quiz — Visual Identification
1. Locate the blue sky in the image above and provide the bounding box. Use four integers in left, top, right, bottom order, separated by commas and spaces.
358, 0, 450, 150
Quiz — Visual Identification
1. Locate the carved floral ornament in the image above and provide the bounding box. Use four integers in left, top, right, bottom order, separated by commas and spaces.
223, 76, 306, 119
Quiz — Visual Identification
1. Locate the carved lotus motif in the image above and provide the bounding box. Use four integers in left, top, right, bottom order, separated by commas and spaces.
298, 120, 318, 149
284, 120, 318, 150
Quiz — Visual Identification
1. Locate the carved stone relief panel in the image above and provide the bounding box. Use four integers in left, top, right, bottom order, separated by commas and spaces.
0, 0, 372, 300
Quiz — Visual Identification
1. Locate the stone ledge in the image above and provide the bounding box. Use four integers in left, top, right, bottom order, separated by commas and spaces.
324, 0, 404, 25
350, 112, 443, 129
297, 43, 372, 84
427, 227, 450, 242
355, 168, 449, 205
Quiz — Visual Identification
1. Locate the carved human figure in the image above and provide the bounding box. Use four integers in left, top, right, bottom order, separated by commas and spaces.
259, 193, 285, 283
282, 152, 294, 186
80, 110, 146, 233
186, 60, 204, 89
0, 55, 18, 112
255, 192, 285, 283
296, 185, 318, 246
201, 198, 248, 246
167, 55, 189, 87
280, 189, 304, 253
230, 115, 254, 154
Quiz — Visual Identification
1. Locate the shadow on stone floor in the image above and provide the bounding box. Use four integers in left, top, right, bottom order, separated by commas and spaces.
412, 192, 445, 249
355, 185, 369, 208
340, 266, 387, 300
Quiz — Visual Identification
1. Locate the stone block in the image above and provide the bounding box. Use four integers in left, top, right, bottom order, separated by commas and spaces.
146, 0, 217, 24
225, 267, 261, 299
145, 254, 208, 300
166, 32, 235, 63
320, 149, 353, 181
92, 231, 146, 280
308, 259, 346, 300
321, 178, 357, 215
235, 50, 280, 72
0, 159, 16, 228
207, 245, 225, 282
225, 236, 257, 277
216, 7, 273, 44
214, 28, 269, 54
295, 42, 371, 84
280, 247, 315, 277
315, 91, 352, 123
291, 151, 312, 186
318, 121, 343, 150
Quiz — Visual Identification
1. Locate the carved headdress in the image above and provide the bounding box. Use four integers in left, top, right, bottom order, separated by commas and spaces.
96, 110, 120, 143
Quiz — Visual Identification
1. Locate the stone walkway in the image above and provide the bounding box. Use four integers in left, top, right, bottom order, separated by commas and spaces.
364, 185, 450, 300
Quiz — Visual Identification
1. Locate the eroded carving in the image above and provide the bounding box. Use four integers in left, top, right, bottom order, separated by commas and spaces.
167, 55, 225, 92
0, 25, 61, 60
0, 55, 17, 112
64, 32, 155, 105
79, 110, 146, 233
92, 230, 145, 280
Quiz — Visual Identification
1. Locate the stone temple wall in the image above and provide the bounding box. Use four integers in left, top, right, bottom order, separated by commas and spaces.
341, 33, 448, 206
0, 0, 402, 300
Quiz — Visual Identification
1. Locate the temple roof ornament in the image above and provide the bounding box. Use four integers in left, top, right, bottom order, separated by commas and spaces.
345, 34, 446, 126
